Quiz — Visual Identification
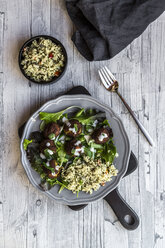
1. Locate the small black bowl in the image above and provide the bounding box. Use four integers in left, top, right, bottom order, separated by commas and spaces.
18, 35, 68, 85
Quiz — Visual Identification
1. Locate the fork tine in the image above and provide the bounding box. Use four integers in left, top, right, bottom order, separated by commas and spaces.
104, 66, 116, 81
98, 70, 110, 89
100, 68, 113, 87
102, 67, 114, 84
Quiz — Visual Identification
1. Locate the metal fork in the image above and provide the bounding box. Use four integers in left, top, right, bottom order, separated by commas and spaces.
98, 66, 155, 147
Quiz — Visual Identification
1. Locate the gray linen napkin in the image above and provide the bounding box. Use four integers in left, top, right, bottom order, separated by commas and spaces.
66, 0, 165, 61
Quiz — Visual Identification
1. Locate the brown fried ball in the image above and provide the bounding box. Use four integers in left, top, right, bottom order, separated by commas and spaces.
63, 120, 82, 137
41, 160, 60, 179
92, 127, 112, 144
47, 146, 56, 154
40, 141, 57, 155
43, 122, 60, 139
48, 160, 60, 179
41, 166, 50, 175
65, 139, 82, 155
40, 139, 55, 151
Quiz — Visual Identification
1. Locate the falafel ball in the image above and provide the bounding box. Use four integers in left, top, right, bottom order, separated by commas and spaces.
42, 160, 60, 179
30, 131, 43, 143
92, 127, 113, 144
65, 139, 82, 155
40, 139, 55, 150
40, 139, 57, 154
64, 120, 82, 137
48, 160, 60, 178
41, 146, 56, 155
43, 122, 60, 139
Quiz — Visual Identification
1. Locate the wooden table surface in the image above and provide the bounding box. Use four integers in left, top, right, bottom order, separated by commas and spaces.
0, 1, 165, 248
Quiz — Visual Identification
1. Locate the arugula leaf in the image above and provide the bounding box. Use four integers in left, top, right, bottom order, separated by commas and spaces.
72, 157, 79, 163
71, 148, 75, 155
60, 113, 68, 120
56, 141, 63, 148
30, 153, 46, 177
84, 147, 92, 158
40, 120, 46, 131
65, 136, 71, 141
57, 179, 69, 193
48, 133, 55, 140
79, 136, 85, 142
86, 125, 93, 132
91, 143, 103, 149
59, 185, 65, 193
86, 109, 97, 116
74, 108, 85, 117
43, 148, 54, 159
32, 163, 44, 174
46, 178, 68, 193
74, 123, 78, 132
56, 145, 68, 165
102, 142, 117, 164
102, 119, 110, 126
73, 112, 105, 125
42, 162, 54, 173
31, 153, 43, 165
39, 106, 81, 124
23, 139, 33, 150
39, 110, 65, 124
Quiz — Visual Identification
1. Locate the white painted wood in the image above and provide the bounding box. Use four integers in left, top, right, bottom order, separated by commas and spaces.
0, 11, 5, 248
0, 0, 165, 247
0, 12, 4, 72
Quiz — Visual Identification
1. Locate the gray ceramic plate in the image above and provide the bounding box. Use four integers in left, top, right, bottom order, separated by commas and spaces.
20, 95, 130, 205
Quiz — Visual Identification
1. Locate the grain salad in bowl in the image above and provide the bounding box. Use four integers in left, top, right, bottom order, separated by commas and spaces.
19, 35, 67, 84
23, 107, 118, 196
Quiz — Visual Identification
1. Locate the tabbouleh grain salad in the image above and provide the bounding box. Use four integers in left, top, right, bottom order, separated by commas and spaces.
23, 107, 118, 196
21, 38, 65, 82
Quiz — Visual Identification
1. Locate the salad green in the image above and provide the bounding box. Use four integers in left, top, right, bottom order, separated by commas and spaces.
23, 139, 33, 150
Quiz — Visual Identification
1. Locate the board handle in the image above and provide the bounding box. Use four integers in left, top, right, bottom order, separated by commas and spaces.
104, 188, 139, 230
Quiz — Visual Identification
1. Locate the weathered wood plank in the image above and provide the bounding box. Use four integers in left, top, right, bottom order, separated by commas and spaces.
0, 12, 4, 72
1, 1, 31, 248
151, 16, 165, 248
0, 72, 5, 248
26, 1, 51, 248
0, 10, 5, 248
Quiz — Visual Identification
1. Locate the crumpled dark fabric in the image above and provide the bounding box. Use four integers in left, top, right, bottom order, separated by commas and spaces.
65, 0, 165, 61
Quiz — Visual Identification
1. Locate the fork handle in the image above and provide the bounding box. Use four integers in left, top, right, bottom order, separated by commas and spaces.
116, 91, 155, 147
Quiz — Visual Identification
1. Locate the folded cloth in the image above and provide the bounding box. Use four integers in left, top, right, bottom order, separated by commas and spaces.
65, 0, 165, 61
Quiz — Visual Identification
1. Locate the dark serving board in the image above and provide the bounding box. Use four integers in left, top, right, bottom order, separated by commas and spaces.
18, 86, 139, 230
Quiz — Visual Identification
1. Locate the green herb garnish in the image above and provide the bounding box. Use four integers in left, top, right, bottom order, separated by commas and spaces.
23, 139, 33, 150
48, 133, 55, 140
74, 123, 78, 132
